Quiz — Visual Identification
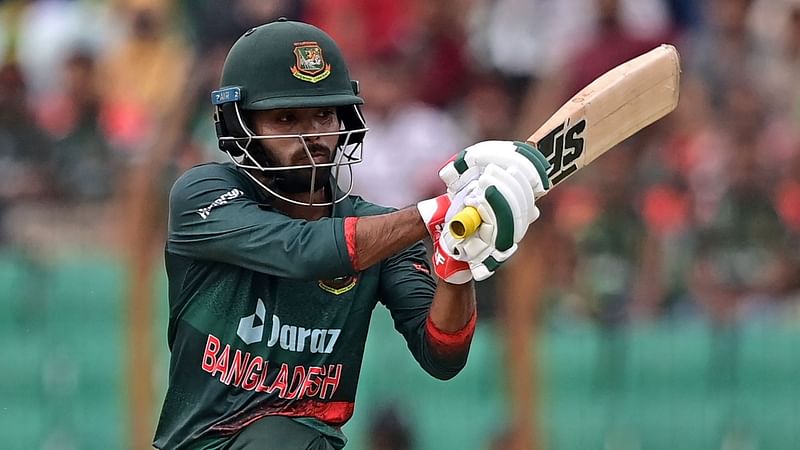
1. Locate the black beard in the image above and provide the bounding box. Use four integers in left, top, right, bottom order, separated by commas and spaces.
273, 165, 332, 194
250, 142, 334, 195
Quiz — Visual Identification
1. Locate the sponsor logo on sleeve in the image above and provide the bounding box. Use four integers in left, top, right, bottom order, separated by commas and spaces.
197, 188, 244, 219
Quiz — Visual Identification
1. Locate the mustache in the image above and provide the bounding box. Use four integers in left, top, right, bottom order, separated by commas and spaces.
295, 143, 333, 163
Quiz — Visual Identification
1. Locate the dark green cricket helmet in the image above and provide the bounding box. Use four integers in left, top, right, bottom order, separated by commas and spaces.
219, 19, 363, 111
211, 18, 368, 206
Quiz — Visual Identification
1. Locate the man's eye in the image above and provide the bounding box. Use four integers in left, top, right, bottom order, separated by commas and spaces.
277, 113, 294, 123
317, 109, 335, 118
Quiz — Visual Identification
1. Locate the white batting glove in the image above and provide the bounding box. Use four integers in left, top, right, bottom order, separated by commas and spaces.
440, 163, 537, 281
434, 141, 551, 281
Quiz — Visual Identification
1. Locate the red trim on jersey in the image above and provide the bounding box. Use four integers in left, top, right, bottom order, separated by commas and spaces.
344, 217, 360, 271
210, 400, 355, 433
425, 310, 477, 353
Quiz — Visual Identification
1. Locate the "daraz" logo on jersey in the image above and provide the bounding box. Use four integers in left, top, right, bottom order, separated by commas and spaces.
197, 188, 244, 219
237, 298, 341, 354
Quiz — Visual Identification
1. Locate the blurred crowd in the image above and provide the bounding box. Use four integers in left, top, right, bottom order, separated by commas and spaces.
1, 0, 799, 327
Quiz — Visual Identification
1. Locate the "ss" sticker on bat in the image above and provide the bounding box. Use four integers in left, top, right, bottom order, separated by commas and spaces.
537, 119, 586, 186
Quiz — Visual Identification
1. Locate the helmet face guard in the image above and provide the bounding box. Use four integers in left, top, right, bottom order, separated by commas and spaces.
213, 87, 367, 206
212, 20, 368, 206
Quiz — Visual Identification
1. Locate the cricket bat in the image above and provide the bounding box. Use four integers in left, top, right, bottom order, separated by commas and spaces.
449, 44, 681, 239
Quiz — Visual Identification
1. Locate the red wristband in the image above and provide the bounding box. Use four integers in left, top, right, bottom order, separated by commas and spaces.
425, 310, 477, 353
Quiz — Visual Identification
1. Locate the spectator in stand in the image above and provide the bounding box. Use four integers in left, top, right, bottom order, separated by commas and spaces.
10, 0, 117, 97
350, 50, 466, 208
633, 77, 720, 318
790, 5, 800, 122
468, 0, 670, 118
508, 0, 671, 143
690, 82, 789, 321
458, 75, 516, 143
181, 0, 300, 53
571, 147, 646, 327
411, 1, 474, 108
771, 150, 800, 305
303, 0, 416, 64
99, 0, 190, 153
0, 62, 53, 243
775, 151, 800, 237
306, 0, 474, 108
685, 0, 769, 110
36, 50, 116, 203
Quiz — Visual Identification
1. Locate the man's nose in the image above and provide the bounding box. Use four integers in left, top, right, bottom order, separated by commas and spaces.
303, 117, 330, 139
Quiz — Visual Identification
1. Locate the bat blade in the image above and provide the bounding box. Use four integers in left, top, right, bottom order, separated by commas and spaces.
530, 44, 681, 196
447, 45, 680, 239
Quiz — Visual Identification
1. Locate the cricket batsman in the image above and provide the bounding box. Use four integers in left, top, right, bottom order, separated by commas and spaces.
154, 18, 549, 450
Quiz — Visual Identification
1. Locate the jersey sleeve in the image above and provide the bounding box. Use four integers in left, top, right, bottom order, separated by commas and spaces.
378, 242, 471, 380
166, 164, 355, 280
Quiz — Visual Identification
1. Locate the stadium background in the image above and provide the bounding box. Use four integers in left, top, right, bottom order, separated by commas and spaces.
1, 0, 800, 449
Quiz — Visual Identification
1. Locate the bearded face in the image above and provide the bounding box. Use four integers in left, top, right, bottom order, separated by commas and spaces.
226, 107, 364, 205
243, 107, 341, 198
254, 140, 334, 194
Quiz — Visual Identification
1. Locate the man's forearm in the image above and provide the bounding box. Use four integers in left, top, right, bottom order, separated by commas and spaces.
352, 207, 476, 332
352, 207, 428, 270
429, 281, 476, 332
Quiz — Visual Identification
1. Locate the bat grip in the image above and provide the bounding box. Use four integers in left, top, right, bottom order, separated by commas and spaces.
448, 206, 482, 239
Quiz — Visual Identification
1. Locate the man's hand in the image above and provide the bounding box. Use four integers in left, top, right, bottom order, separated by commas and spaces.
440, 164, 533, 281
437, 141, 551, 281
417, 195, 472, 284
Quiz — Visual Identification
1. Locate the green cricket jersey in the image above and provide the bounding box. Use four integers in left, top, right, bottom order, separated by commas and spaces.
153, 162, 474, 449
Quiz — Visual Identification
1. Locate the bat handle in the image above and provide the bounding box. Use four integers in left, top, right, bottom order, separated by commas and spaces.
448, 206, 482, 239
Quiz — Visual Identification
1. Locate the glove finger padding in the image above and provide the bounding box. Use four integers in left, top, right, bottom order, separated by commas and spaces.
473, 164, 531, 245
469, 246, 517, 281
439, 140, 551, 199
504, 164, 539, 225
